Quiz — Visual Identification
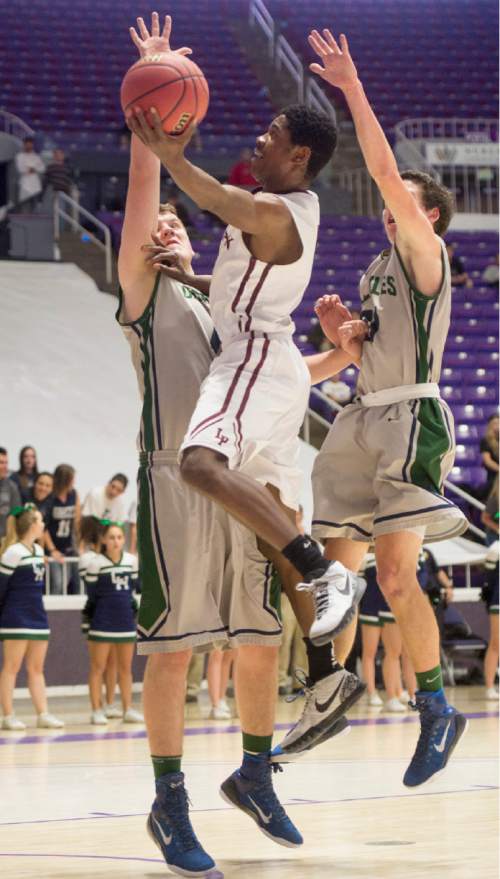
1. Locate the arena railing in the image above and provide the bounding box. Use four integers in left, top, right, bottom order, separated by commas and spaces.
53, 191, 112, 285
248, 0, 274, 58
44, 556, 83, 597
0, 109, 34, 140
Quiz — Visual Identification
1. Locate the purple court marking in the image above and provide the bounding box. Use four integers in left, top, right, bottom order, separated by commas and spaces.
0, 852, 163, 863
0, 709, 496, 747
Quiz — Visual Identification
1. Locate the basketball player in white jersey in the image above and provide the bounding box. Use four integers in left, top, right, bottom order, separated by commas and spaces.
119, 14, 365, 874
306, 26, 468, 787
128, 24, 368, 692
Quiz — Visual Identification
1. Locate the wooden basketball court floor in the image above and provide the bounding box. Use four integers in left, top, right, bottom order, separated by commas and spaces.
0, 687, 497, 879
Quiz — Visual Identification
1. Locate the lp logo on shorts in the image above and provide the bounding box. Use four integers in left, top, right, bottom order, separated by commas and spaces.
215, 428, 229, 446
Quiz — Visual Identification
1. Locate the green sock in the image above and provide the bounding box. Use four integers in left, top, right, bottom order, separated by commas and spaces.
151, 755, 182, 779
416, 665, 443, 693
242, 732, 273, 755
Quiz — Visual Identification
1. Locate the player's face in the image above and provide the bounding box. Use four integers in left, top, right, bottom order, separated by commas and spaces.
107, 480, 125, 499
32, 511, 45, 540
251, 115, 299, 183
382, 181, 434, 243
34, 474, 53, 501
156, 211, 193, 265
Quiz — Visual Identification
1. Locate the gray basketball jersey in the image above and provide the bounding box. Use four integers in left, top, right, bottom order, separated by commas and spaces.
117, 274, 220, 451
357, 239, 451, 394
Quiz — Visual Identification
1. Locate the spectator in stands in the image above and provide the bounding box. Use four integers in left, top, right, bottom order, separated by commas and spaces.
446, 242, 473, 288
82, 474, 128, 522
227, 147, 258, 188
28, 471, 54, 525
482, 539, 499, 700
481, 253, 499, 288
481, 477, 499, 546
321, 372, 352, 406
0, 448, 21, 539
44, 148, 75, 197
15, 137, 45, 210
480, 415, 499, 495
44, 464, 80, 595
9, 445, 38, 503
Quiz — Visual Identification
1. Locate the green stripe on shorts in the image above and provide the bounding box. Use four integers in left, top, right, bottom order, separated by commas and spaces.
137, 465, 168, 632
411, 398, 451, 492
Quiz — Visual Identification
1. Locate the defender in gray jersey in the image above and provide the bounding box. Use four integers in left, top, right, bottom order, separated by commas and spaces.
305, 26, 468, 788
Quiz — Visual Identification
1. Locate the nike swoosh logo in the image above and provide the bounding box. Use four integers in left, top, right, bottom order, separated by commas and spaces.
425, 673, 441, 684
153, 815, 173, 846
248, 795, 272, 824
434, 721, 451, 753
335, 574, 353, 596
315, 680, 344, 713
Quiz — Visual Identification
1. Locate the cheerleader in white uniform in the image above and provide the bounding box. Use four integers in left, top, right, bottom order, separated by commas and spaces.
85, 521, 143, 724
0, 505, 64, 730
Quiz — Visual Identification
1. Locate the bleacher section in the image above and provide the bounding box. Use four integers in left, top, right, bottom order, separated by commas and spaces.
268, 0, 499, 130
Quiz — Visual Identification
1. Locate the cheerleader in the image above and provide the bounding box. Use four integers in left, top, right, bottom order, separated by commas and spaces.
79, 516, 121, 722
0, 504, 64, 730
85, 521, 143, 724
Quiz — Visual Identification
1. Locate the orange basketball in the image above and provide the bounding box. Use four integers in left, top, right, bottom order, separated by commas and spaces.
120, 52, 209, 135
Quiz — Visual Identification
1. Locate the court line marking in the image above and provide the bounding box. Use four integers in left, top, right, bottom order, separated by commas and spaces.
0, 784, 496, 828
0, 710, 496, 747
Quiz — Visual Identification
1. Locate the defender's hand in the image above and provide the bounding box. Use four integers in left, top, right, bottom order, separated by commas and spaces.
314, 294, 352, 347
308, 29, 359, 93
127, 107, 196, 164
129, 11, 191, 59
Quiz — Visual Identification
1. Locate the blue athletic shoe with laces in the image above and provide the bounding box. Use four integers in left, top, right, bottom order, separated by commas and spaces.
147, 771, 217, 876
403, 689, 468, 788
220, 757, 303, 848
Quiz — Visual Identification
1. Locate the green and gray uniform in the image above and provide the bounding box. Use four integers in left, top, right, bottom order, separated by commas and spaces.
116, 274, 282, 654
313, 239, 467, 544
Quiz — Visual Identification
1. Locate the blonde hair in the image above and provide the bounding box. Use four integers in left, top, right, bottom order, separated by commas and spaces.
485, 416, 499, 461
159, 202, 178, 216
0, 508, 39, 555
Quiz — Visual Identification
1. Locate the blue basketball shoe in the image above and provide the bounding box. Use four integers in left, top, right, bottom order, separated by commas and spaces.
403, 689, 468, 788
147, 771, 216, 876
220, 756, 303, 848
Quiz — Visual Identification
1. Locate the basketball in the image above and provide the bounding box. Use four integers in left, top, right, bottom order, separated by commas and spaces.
120, 52, 209, 135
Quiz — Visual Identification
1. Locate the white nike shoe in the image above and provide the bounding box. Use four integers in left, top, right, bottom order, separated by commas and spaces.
2, 715, 26, 731
104, 703, 123, 719
91, 709, 108, 726
298, 561, 367, 646
270, 668, 365, 763
367, 691, 383, 707
384, 697, 407, 713
485, 687, 499, 701
211, 701, 232, 720
37, 712, 65, 729
123, 707, 144, 724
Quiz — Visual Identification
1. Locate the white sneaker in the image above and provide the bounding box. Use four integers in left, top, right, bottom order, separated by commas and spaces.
91, 709, 108, 725
104, 703, 123, 719
211, 702, 232, 720
367, 691, 383, 707
298, 561, 367, 646
123, 707, 144, 723
270, 668, 365, 763
2, 715, 26, 731
384, 697, 407, 713
399, 690, 410, 705
37, 712, 65, 729
485, 687, 499, 701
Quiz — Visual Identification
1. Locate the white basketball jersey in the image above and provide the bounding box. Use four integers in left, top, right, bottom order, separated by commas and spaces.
209, 190, 319, 345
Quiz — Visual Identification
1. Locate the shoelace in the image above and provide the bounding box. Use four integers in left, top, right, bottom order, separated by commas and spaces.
158, 783, 200, 851
297, 581, 331, 620
284, 668, 309, 704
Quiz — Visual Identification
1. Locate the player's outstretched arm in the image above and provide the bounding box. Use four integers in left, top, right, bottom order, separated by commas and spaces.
304, 294, 363, 382
142, 233, 212, 295
127, 109, 293, 238
119, 13, 193, 320
309, 28, 440, 258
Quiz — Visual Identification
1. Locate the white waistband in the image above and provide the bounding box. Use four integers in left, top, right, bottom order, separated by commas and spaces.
359, 383, 440, 407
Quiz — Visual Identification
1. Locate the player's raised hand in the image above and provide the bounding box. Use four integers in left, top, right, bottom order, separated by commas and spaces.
127, 106, 196, 163
338, 320, 367, 362
308, 29, 359, 92
142, 232, 190, 281
129, 11, 192, 58
315, 294, 352, 347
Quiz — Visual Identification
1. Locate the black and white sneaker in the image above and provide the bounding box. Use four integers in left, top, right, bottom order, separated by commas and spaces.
270, 668, 365, 763
298, 561, 366, 646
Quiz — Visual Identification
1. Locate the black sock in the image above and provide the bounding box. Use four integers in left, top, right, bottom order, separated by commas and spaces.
304, 638, 342, 684
281, 535, 329, 579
